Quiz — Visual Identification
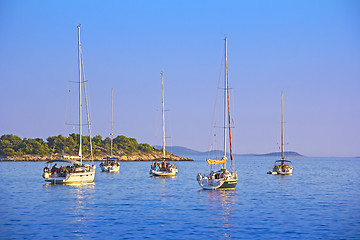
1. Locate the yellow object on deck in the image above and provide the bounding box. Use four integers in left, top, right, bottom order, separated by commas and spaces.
206, 157, 227, 165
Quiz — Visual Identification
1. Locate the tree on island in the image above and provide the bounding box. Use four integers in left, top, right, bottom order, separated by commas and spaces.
0, 134, 157, 157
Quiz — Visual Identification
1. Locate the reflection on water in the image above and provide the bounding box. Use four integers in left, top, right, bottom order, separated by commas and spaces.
43, 182, 95, 188
151, 174, 177, 179
43, 182, 96, 236
151, 175, 177, 207
71, 184, 95, 236
151, 175, 177, 190
277, 174, 293, 185
1, 159, 360, 239
200, 190, 236, 239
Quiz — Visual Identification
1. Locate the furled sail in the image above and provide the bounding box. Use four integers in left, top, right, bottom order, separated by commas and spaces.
207, 156, 227, 165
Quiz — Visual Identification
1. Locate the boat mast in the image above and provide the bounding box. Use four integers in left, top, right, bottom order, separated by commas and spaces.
111, 88, 114, 157
161, 72, 166, 159
281, 91, 284, 160
223, 37, 228, 169
77, 24, 82, 164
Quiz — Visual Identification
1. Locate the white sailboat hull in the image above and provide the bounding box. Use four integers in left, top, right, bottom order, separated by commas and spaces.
268, 159, 293, 175
197, 177, 238, 190
44, 167, 95, 184
150, 168, 178, 177
197, 170, 237, 190
100, 164, 120, 172
271, 167, 293, 175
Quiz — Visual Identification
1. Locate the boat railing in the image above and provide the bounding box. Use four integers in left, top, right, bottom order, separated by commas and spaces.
63, 155, 81, 160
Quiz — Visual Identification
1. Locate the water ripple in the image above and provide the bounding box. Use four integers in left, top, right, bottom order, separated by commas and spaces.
0, 158, 360, 239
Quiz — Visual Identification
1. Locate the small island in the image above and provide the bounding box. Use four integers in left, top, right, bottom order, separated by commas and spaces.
0, 134, 192, 161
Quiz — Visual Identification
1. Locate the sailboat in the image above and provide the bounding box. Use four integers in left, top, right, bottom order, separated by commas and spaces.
149, 72, 178, 177
100, 88, 120, 172
42, 25, 96, 184
196, 37, 238, 190
267, 92, 293, 175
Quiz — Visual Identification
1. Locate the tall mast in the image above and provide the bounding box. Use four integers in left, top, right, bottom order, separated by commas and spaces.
77, 24, 82, 164
161, 72, 166, 159
281, 91, 284, 160
223, 37, 228, 169
111, 88, 114, 157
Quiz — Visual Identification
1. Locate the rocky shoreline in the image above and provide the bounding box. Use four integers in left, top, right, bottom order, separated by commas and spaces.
0, 153, 193, 162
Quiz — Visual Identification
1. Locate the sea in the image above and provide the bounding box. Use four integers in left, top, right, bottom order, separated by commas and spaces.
0, 156, 359, 239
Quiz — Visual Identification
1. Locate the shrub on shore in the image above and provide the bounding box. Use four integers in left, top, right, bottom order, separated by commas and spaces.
0, 134, 157, 157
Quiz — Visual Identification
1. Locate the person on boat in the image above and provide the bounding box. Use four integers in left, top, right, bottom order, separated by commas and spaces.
51, 164, 58, 173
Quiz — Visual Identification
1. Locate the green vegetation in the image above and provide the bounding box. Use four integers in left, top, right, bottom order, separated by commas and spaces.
0, 134, 157, 157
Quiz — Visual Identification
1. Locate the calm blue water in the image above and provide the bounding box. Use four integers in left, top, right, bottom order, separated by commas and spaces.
0, 156, 359, 239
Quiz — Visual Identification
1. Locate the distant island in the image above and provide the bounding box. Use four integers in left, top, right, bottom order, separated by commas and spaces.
0, 134, 192, 161
154, 145, 304, 158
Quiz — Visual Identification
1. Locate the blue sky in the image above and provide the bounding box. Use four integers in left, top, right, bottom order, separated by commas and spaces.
0, 0, 359, 157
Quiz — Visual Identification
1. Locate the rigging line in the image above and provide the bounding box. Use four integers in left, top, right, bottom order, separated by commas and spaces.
111, 88, 113, 157
226, 68, 234, 172
65, 123, 90, 126
206, 49, 224, 160
80, 48, 94, 163
154, 107, 161, 150
69, 80, 89, 83
161, 72, 166, 158
65, 87, 72, 138
65, 39, 78, 137
230, 88, 236, 128
164, 89, 173, 157
211, 133, 217, 161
